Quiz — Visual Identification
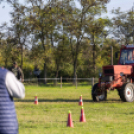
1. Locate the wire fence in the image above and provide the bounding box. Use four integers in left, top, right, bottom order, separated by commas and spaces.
24, 77, 99, 87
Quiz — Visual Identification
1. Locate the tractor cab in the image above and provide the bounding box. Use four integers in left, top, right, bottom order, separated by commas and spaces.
119, 45, 134, 65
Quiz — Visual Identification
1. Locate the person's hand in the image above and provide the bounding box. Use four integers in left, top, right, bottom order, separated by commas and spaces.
21, 79, 24, 83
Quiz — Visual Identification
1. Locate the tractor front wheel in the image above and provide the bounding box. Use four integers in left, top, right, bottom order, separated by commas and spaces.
92, 83, 107, 102
119, 83, 134, 102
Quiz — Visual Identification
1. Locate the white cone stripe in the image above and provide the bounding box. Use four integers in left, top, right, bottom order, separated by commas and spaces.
81, 113, 85, 116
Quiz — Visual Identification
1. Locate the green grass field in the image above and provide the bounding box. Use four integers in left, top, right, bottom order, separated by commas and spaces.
14, 85, 134, 134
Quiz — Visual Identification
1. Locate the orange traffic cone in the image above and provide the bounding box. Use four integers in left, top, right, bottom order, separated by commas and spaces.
80, 107, 86, 122
34, 96, 38, 105
67, 111, 74, 127
79, 95, 83, 106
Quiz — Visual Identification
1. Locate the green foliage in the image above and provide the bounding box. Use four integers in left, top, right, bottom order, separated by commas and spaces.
0, 0, 132, 78
112, 6, 134, 44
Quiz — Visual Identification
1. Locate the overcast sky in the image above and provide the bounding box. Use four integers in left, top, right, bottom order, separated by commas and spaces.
0, 0, 134, 25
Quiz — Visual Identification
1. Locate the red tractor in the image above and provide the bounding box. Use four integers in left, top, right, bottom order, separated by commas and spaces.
92, 44, 134, 102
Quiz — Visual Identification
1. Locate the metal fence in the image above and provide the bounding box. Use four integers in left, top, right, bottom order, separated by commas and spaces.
24, 77, 98, 87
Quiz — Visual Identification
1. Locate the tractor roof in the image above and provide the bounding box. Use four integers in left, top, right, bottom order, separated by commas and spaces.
121, 44, 134, 49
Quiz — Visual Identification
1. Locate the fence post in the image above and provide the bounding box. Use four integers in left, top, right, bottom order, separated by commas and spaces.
92, 77, 94, 88
60, 76, 62, 88
75, 74, 77, 89
55, 77, 57, 86
37, 78, 38, 86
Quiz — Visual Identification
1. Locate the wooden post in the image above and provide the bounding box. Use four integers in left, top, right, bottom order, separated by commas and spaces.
111, 46, 113, 65
60, 76, 62, 88
37, 78, 38, 86
55, 77, 57, 86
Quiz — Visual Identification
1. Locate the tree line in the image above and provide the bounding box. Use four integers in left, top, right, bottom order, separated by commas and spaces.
0, 0, 134, 80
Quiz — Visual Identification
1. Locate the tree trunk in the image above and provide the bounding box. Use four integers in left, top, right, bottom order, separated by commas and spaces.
92, 34, 96, 77
93, 44, 96, 77
20, 44, 23, 69
55, 59, 59, 78
44, 63, 47, 84
55, 60, 59, 86
73, 60, 77, 84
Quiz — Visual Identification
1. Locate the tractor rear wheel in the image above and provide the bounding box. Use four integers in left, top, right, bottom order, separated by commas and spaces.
119, 83, 134, 102
92, 83, 107, 102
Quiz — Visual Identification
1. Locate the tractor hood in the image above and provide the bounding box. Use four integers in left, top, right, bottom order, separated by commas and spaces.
103, 65, 133, 76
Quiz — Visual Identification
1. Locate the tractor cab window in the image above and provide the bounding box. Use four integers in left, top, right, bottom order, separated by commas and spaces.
120, 49, 134, 64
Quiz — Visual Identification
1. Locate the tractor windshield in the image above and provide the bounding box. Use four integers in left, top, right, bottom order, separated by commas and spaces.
120, 49, 134, 64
